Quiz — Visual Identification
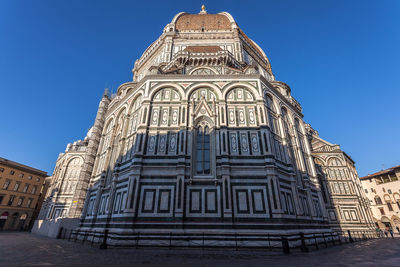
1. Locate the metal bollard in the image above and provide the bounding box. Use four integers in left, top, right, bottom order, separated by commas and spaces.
314, 233, 319, 250
337, 232, 342, 244
100, 229, 108, 249
57, 227, 63, 239
300, 232, 309, 252
348, 230, 354, 243
282, 237, 290, 254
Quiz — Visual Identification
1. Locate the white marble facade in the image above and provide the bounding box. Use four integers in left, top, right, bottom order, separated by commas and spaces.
76, 9, 330, 243
37, 7, 373, 245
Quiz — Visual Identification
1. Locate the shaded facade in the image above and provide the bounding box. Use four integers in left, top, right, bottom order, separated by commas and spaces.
306, 126, 375, 232
0, 157, 48, 230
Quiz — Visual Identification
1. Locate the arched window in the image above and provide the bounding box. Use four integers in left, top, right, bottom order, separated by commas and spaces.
196, 126, 211, 175
375, 196, 383, 205
97, 119, 114, 174
295, 118, 310, 175
60, 157, 82, 195
328, 157, 342, 167
265, 94, 277, 134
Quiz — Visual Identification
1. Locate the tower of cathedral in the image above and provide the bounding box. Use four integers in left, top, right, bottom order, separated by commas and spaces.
34, 6, 374, 244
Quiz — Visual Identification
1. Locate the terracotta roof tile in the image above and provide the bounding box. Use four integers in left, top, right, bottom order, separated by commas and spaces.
176, 14, 231, 31
360, 165, 400, 180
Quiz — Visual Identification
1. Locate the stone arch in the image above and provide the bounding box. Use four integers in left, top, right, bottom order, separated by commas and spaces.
383, 194, 392, 202
294, 117, 305, 135
149, 83, 184, 101
103, 117, 115, 135
280, 104, 296, 126
125, 87, 134, 96
188, 87, 219, 102
114, 107, 127, 133
223, 83, 260, 101
60, 156, 83, 193
264, 92, 278, 113
393, 193, 400, 201
189, 66, 218, 75
151, 87, 182, 102
327, 156, 343, 167
186, 83, 222, 101
314, 157, 326, 166
128, 94, 143, 113
65, 156, 84, 167
391, 215, 400, 226
225, 87, 256, 102
194, 115, 215, 128
375, 195, 383, 205
192, 115, 216, 177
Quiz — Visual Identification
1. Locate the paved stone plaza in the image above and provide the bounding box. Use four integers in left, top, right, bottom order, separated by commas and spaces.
0, 232, 399, 266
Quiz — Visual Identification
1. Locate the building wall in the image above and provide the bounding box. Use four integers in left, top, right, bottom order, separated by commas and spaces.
0, 158, 48, 230
76, 72, 329, 243
36, 9, 377, 245
307, 128, 375, 232
360, 166, 400, 230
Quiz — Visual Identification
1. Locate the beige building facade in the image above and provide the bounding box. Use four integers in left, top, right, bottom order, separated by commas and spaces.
360, 165, 400, 231
0, 157, 48, 230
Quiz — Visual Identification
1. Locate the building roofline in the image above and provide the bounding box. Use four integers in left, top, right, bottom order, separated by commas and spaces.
360, 164, 400, 180
0, 157, 48, 176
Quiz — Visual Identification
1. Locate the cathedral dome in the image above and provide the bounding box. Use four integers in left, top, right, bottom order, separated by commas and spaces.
171, 5, 236, 32
175, 13, 232, 31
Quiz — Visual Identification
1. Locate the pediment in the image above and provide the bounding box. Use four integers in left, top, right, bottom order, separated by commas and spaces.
311, 137, 341, 153
194, 97, 214, 118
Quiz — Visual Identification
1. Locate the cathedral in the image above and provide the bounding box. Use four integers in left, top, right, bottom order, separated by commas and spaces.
33, 6, 374, 246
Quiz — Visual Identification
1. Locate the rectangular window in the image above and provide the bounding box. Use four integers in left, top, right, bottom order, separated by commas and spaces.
22, 184, 29, 193
13, 182, 20, 192
19, 173, 24, 178
31, 185, 37, 194
0, 195, 4, 204
379, 208, 385, 215
388, 189, 392, 194
10, 170, 15, 175
3, 179, 11, 190
28, 176, 32, 180
364, 189, 368, 193
17, 197, 24, 207
8, 195, 15, 206
387, 202, 393, 211
0, 167, 4, 172
26, 198, 33, 208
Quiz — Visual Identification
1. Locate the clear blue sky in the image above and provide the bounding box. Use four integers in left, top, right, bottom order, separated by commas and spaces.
0, 0, 399, 177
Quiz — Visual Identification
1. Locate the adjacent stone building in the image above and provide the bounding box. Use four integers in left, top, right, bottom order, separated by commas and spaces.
35, 6, 375, 245
360, 165, 400, 231
0, 157, 48, 230
32, 92, 109, 238
306, 126, 375, 232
